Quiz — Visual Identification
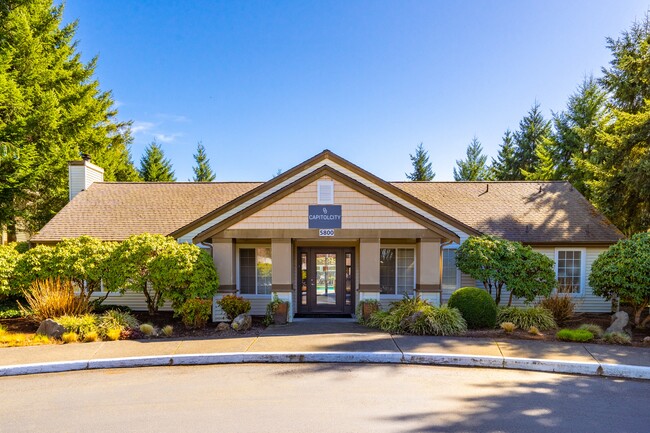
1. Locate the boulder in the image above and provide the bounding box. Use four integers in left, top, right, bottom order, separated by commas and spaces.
36, 319, 66, 339
643, 336, 650, 345
216, 322, 230, 332
606, 311, 629, 334
231, 314, 252, 332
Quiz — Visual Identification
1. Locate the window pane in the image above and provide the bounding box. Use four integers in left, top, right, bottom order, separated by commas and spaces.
256, 247, 272, 295
239, 249, 256, 294
557, 250, 581, 293
396, 248, 415, 295
380, 248, 396, 295
442, 249, 457, 289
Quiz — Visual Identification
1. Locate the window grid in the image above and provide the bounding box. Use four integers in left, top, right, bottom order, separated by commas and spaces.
442, 249, 458, 289
557, 250, 582, 294
380, 248, 415, 295
239, 247, 272, 295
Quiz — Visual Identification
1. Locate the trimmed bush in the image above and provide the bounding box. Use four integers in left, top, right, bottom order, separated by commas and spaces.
603, 332, 631, 345
578, 323, 604, 338
56, 314, 99, 339
217, 295, 251, 321
497, 306, 557, 331
448, 287, 497, 329
175, 298, 212, 329
538, 294, 575, 325
139, 323, 155, 336
556, 328, 594, 342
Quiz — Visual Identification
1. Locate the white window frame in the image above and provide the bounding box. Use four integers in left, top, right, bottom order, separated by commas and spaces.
380, 245, 416, 299
236, 244, 273, 298
441, 247, 461, 291
554, 247, 586, 296
317, 180, 334, 204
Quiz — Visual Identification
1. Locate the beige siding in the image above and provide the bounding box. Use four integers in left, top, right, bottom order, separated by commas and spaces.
91, 292, 173, 312
230, 177, 424, 230
212, 293, 272, 322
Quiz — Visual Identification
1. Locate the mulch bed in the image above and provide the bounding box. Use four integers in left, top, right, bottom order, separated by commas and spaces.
131, 311, 266, 339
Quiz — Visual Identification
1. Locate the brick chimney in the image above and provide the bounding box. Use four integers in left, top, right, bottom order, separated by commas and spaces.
68, 155, 104, 201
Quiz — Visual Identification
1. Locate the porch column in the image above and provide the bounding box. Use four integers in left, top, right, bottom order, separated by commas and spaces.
272, 238, 293, 322
212, 239, 236, 321
359, 238, 381, 302
416, 239, 441, 306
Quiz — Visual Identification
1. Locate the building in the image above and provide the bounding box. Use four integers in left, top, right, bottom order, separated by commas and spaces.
31, 150, 624, 320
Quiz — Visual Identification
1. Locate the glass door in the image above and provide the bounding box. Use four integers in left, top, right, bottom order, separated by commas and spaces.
297, 247, 354, 315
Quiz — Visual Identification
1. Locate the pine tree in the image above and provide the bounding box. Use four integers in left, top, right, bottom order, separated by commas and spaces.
512, 102, 552, 177
0, 0, 139, 236
521, 138, 558, 181
139, 142, 176, 182
191, 142, 216, 182
490, 130, 519, 180
453, 137, 489, 181
406, 143, 435, 181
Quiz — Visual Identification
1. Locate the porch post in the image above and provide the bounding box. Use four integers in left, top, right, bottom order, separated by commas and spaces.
416, 239, 441, 306
359, 238, 381, 303
272, 238, 293, 322
212, 239, 236, 321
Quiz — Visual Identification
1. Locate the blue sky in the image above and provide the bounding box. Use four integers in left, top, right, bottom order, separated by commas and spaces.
64, 1, 649, 181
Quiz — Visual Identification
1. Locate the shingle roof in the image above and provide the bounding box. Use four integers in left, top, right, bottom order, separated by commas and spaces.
392, 181, 623, 244
31, 180, 623, 244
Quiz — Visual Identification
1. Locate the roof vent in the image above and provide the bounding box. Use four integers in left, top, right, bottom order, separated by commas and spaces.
317, 180, 334, 204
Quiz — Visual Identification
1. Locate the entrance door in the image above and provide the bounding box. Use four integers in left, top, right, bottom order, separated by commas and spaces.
297, 248, 354, 315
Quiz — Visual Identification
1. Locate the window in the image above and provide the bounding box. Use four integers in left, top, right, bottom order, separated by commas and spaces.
442, 248, 458, 290
317, 180, 334, 204
380, 248, 415, 295
555, 249, 585, 294
239, 247, 272, 295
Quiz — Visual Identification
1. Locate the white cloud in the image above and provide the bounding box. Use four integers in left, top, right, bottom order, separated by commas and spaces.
132, 121, 155, 134
154, 133, 182, 143
155, 113, 190, 123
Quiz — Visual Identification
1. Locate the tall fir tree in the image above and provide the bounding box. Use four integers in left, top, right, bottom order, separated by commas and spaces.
406, 143, 435, 181
512, 102, 552, 178
453, 137, 489, 181
139, 142, 176, 182
490, 130, 519, 180
191, 142, 216, 182
521, 138, 559, 181
0, 0, 139, 237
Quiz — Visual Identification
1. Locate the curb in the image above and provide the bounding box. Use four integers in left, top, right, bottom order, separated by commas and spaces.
1, 351, 649, 380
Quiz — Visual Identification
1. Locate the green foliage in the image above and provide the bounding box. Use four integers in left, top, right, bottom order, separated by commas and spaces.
0, 0, 139, 234
174, 298, 212, 329
0, 243, 20, 296
447, 287, 497, 329
264, 294, 290, 326
366, 296, 466, 336
12, 244, 56, 292
602, 332, 632, 345
521, 138, 559, 181
538, 294, 575, 325
62, 332, 79, 344
55, 314, 99, 339
500, 322, 516, 333
490, 130, 519, 180
556, 328, 594, 342
406, 143, 435, 181
20, 278, 91, 321
355, 299, 381, 324
512, 102, 552, 178
497, 306, 557, 331
578, 323, 604, 338
217, 294, 251, 321
0, 298, 23, 318
456, 235, 555, 305
162, 325, 173, 336
139, 141, 176, 181
98, 309, 139, 334
192, 142, 216, 182
453, 136, 490, 181
139, 323, 155, 336
589, 233, 650, 326
164, 243, 219, 308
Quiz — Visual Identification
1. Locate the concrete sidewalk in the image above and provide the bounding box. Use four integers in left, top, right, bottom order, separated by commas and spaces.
1, 319, 650, 379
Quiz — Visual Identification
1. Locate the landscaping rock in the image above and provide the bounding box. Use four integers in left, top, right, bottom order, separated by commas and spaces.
643, 336, 650, 345
231, 314, 252, 332
36, 319, 66, 339
606, 311, 629, 334
216, 322, 230, 332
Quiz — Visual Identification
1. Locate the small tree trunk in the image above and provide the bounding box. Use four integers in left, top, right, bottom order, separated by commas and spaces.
634, 302, 648, 327
508, 291, 514, 306
495, 283, 502, 306
142, 282, 156, 315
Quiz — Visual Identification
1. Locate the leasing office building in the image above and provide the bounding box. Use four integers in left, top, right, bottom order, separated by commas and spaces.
31, 151, 624, 320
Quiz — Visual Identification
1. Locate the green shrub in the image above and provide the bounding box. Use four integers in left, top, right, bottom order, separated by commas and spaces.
497, 306, 557, 331
0, 299, 23, 319
83, 330, 100, 342
55, 314, 99, 339
0, 243, 21, 296
217, 294, 251, 321
62, 332, 79, 344
500, 322, 516, 333
556, 328, 594, 342
578, 323, 604, 338
93, 304, 133, 314
98, 310, 139, 335
139, 323, 155, 336
448, 287, 497, 329
423, 305, 467, 336
602, 332, 631, 345
174, 298, 212, 329
162, 325, 174, 336
528, 326, 542, 336
20, 278, 91, 322
105, 328, 122, 341
356, 299, 381, 324
367, 310, 401, 333
538, 294, 575, 325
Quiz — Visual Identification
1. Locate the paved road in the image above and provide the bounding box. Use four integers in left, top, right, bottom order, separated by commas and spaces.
1, 364, 648, 433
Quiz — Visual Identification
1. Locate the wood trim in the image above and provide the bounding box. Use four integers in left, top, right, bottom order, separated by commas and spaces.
272, 284, 292, 293
218, 229, 438, 240
358, 284, 381, 292
218, 285, 236, 293
193, 166, 462, 243
416, 284, 441, 293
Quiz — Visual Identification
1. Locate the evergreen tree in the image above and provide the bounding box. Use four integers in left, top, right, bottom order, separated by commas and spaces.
139, 142, 176, 182
453, 137, 489, 181
191, 142, 215, 182
490, 130, 519, 180
521, 138, 558, 181
512, 102, 552, 177
406, 143, 435, 181
0, 0, 139, 236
